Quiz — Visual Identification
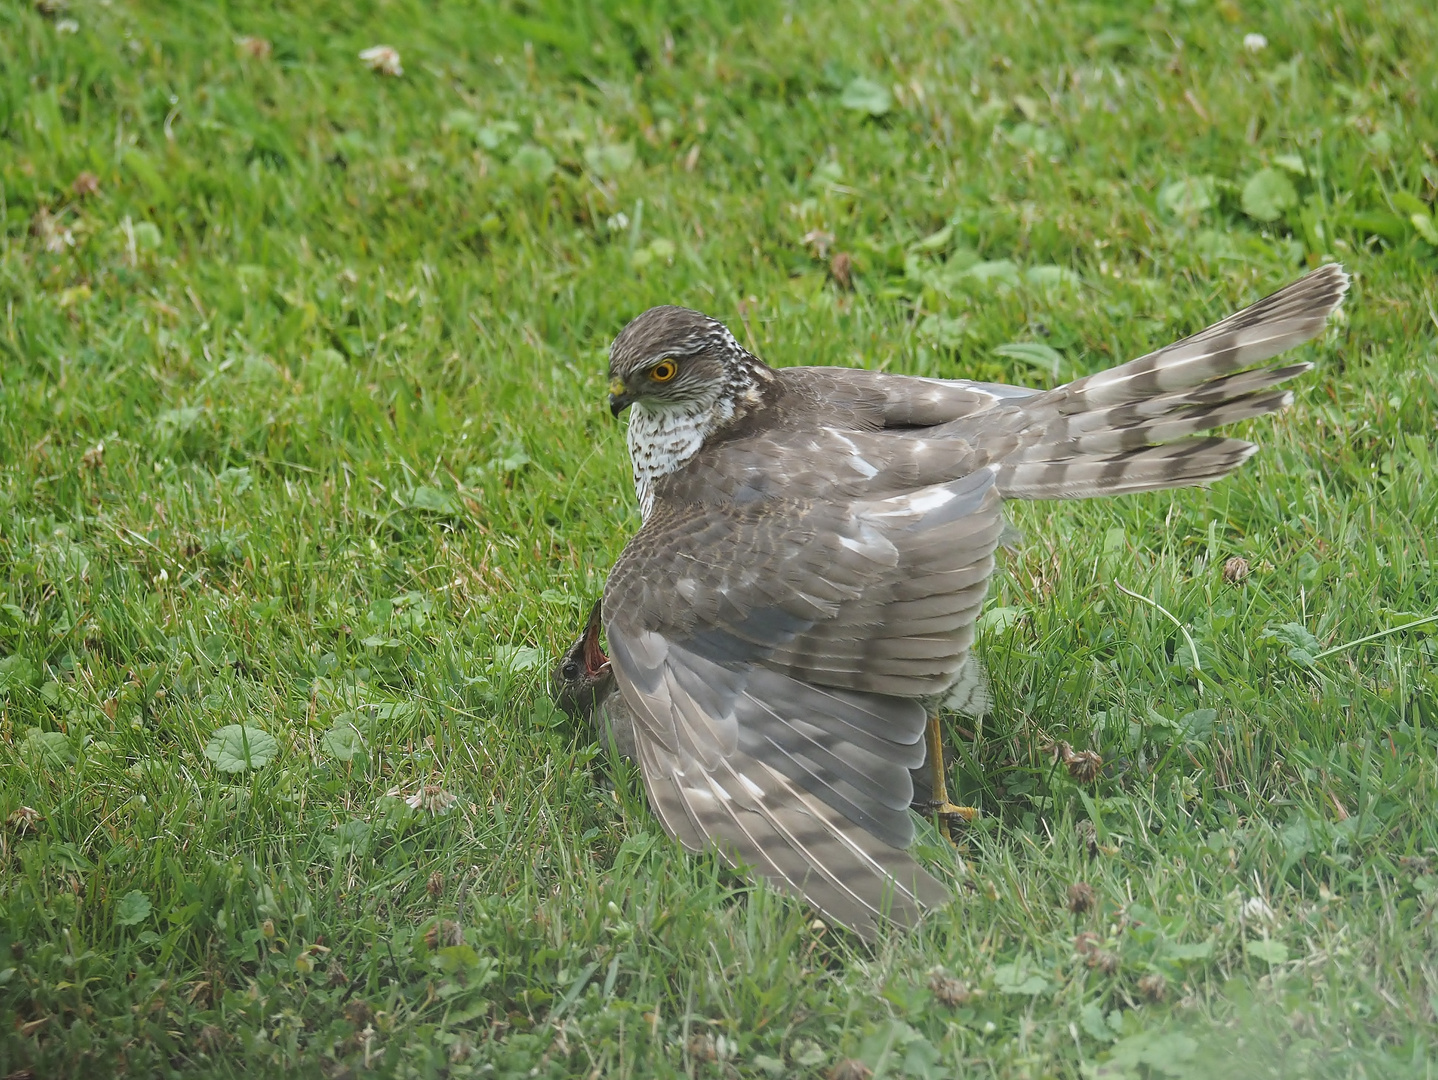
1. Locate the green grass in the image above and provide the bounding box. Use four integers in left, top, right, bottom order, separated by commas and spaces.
2, 0, 1437, 1075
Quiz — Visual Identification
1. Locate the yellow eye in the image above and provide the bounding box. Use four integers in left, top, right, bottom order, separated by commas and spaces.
649, 360, 678, 383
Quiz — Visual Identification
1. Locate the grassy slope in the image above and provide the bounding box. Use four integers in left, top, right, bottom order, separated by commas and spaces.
1, 0, 1436, 1076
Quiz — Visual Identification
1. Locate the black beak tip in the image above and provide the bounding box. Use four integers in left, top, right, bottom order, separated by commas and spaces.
609, 395, 627, 417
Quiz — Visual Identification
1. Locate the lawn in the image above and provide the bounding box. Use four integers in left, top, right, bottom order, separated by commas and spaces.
1, 0, 1436, 1076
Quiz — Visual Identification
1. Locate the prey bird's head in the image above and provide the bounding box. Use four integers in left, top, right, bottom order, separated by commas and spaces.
550, 599, 614, 721
607, 305, 769, 418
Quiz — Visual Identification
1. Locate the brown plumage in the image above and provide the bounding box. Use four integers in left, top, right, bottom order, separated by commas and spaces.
551, 597, 974, 814
590, 264, 1348, 938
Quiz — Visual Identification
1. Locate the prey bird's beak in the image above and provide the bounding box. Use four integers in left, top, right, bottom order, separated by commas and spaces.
608, 377, 633, 417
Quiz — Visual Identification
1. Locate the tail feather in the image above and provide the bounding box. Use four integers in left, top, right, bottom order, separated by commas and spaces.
996, 436, 1258, 500
1010, 387, 1295, 460
1066, 264, 1348, 410
995, 265, 1346, 499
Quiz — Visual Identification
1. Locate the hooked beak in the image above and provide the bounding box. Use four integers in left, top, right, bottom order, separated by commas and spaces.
608, 377, 633, 417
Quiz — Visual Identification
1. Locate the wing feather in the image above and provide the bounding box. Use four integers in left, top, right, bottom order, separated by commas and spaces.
635, 722, 948, 939
603, 472, 1004, 934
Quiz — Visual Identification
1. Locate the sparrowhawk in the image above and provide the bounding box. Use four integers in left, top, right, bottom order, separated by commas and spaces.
584, 264, 1347, 938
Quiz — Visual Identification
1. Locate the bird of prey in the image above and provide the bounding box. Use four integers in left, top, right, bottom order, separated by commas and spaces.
589, 264, 1347, 938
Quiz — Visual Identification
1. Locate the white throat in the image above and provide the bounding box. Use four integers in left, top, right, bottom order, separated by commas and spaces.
627, 393, 734, 520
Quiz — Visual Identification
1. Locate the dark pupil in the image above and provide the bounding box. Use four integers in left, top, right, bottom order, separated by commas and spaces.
562, 661, 580, 680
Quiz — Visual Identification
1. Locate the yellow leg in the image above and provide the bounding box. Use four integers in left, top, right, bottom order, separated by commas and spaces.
925, 713, 979, 841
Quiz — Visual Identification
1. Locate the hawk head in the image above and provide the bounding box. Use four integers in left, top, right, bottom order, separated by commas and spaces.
549, 599, 613, 721
607, 306, 767, 417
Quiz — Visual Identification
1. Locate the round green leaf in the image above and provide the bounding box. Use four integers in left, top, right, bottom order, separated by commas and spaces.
840, 77, 892, 117
203, 724, 278, 772
0, 654, 37, 692
326, 819, 372, 856
494, 644, 542, 672
510, 144, 555, 185
583, 141, 636, 177
1246, 938, 1289, 965
1005, 122, 1066, 158
115, 890, 152, 927
1024, 264, 1081, 289
978, 606, 1024, 635
132, 222, 163, 251
407, 485, 461, 515
1158, 175, 1218, 219
1411, 212, 1438, 247
321, 721, 366, 763
1162, 938, 1215, 963
962, 259, 1020, 284
993, 962, 1051, 996
917, 315, 969, 349
1241, 168, 1299, 222
22, 728, 74, 769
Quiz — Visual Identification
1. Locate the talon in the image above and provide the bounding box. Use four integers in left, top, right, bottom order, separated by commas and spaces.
913, 799, 980, 837
935, 802, 980, 828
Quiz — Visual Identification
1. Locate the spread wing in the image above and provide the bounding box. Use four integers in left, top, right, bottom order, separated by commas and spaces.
602, 468, 1006, 936
950, 263, 1350, 499
782, 266, 1347, 503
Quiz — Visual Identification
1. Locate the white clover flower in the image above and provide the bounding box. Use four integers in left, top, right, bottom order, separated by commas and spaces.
359, 45, 403, 77
1244, 33, 1268, 53
391, 784, 457, 815
236, 36, 272, 60
1240, 895, 1276, 923
32, 209, 75, 253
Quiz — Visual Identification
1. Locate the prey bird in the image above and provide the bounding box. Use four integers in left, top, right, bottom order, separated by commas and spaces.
574, 264, 1347, 938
